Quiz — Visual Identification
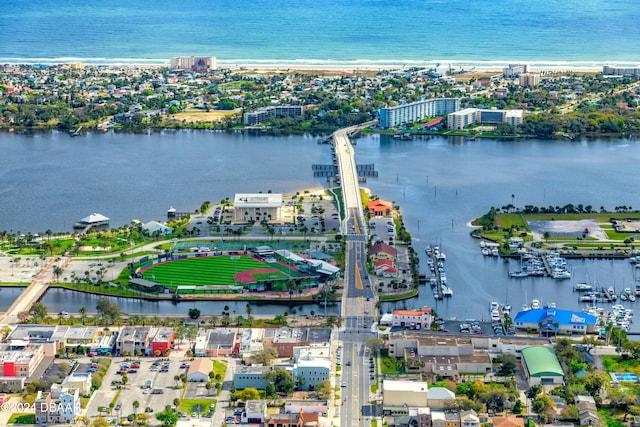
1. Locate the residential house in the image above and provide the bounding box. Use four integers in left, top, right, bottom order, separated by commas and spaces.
577, 401, 599, 426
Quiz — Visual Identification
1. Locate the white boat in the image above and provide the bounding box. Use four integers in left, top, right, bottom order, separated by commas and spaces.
503, 304, 512, 314
580, 293, 596, 303
491, 309, 500, 321
621, 293, 629, 301
551, 269, 571, 279
490, 301, 499, 311
509, 271, 529, 278
491, 248, 499, 257
629, 294, 636, 302
574, 283, 593, 292
530, 299, 541, 309
482, 248, 490, 256
442, 287, 453, 297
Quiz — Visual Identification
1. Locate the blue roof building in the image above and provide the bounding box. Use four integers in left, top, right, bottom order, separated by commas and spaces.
513, 308, 597, 335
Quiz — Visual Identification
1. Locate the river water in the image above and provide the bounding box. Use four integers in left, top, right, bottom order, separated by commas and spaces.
2, 131, 640, 327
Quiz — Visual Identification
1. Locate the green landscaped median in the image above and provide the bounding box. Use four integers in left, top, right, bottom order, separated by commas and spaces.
379, 288, 418, 302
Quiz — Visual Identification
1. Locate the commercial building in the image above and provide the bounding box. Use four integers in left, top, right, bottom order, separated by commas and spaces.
447, 108, 524, 130
151, 327, 175, 356
383, 380, 429, 408
513, 308, 597, 335
264, 411, 319, 427
292, 346, 331, 391
379, 98, 460, 129
367, 199, 393, 216
233, 193, 283, 222
242, 400, 268, 424
204, 329, 237, 357
170, 56, 217, 72
233, 365, 271, 390
272, 328, 332, 358
391, 307, 432, 330
520, 346, 564, 386
243, 105, 304, 125
115, 326, 152, 355
187, 358, 212, 382
0, 344, 45, 378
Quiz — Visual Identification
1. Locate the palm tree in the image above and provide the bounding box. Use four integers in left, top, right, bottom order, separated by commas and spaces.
53, 265, 63, 283
79, 306, 87, 325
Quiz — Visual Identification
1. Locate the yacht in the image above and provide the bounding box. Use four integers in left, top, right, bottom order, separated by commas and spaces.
551, 269, 571, 279
503, 304, 512, 315
490, 301, 499, 311
574, 283, 593, 292
442, 287, 453, 297
491, 309, 500, 321
530, 299, 541, 309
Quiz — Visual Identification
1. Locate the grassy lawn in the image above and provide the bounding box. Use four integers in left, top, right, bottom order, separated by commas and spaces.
602, 355, 640, 373
379, 288, 418, 302
8, 414, 35, 424
140, 255, 306, 288
179, 398, 216, 414
212, 360, 227, 379
495, 213, 528, 229
597, 407, 626, 427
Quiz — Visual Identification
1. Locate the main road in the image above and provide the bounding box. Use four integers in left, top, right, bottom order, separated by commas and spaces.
332, 123, 381, 427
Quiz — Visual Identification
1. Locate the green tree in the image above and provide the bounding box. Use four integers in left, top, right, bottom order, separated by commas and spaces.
236, 388, 260, 401
188, 308, 201, 319
30, 301, 48, 322
250, 347, 278, 366
263, 367, 295, 394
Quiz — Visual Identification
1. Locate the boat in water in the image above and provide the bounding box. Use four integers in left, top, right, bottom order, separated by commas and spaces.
574, 283, 593, 292
509, 271, 529, 278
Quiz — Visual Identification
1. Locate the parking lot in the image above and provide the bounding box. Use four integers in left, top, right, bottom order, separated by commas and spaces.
85, 356, 190, 424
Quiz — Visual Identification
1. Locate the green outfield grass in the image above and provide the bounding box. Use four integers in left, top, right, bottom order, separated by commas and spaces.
141, 255, 301, 287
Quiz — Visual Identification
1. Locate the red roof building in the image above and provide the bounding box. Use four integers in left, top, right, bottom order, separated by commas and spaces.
367, 199, 393, 217
369, 242, 397, 261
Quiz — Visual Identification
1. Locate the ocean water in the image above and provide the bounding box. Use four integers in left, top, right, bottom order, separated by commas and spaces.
1, 0, 639, 67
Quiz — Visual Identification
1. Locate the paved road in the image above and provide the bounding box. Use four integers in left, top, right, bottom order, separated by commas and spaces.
332, 124, 380, 427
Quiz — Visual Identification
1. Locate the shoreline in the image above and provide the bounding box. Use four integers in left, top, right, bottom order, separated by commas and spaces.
3, 57, 636, 74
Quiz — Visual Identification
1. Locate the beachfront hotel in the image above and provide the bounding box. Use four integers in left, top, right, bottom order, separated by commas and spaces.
170, 56, 217, 71
447, 108, 524, 130
378, 98, 460, 129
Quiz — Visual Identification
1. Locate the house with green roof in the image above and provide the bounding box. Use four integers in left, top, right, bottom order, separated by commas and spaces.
521, 346, 564, 386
